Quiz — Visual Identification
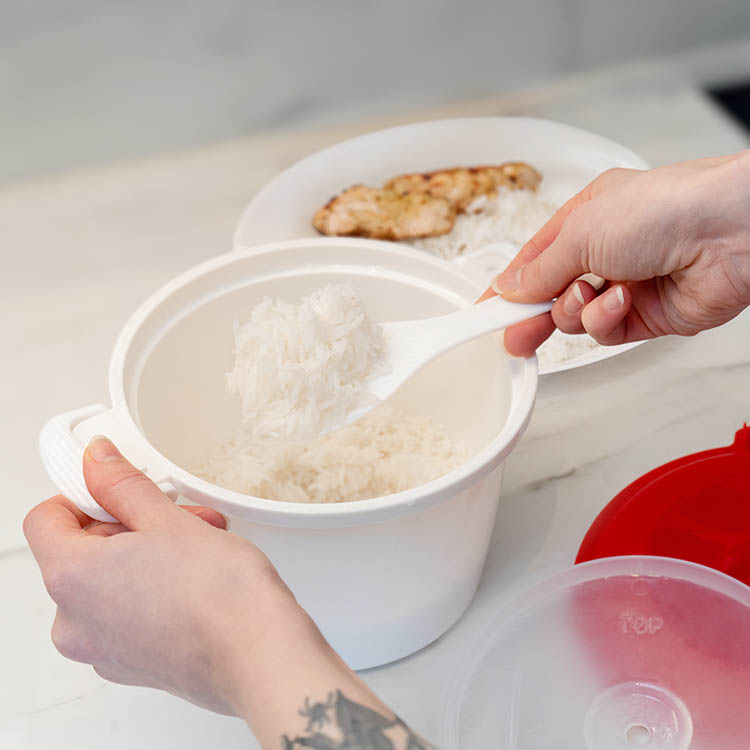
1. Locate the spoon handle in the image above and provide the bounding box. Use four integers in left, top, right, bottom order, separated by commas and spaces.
428, 295, 552, 357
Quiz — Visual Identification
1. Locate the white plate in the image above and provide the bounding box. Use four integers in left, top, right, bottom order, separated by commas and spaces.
233, 117, 650, 374
452, 240, 645, 375
538, 339, 644, 375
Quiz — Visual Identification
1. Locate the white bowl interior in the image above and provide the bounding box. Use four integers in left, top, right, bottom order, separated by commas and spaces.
123, 244, 511, 491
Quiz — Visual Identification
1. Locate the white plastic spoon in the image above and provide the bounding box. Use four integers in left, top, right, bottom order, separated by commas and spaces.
340, 295, 553, 428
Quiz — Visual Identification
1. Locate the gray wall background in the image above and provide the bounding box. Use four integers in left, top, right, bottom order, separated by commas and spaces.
3, 0, 750, 183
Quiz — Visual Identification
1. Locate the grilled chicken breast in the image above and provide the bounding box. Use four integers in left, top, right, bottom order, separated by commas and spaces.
384, 162, 542, 212
312, 162, 542, 239
313, 185, 456, 240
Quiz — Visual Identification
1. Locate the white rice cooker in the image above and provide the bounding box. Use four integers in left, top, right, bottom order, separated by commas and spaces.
40, 239, 537, 669
40, 116, 650, 670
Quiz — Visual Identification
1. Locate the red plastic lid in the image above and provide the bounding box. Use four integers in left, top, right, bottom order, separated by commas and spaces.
577, 424, 750, 585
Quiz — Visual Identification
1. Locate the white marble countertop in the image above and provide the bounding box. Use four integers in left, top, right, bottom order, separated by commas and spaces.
2, 67, 749, 747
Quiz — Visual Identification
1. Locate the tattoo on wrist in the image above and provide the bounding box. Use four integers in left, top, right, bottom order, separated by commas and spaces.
281, 690, 436, 749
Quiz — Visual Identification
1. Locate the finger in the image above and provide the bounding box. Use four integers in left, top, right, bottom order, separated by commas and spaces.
477, 184, 600, 302
580, 285, 638, 345
476, 284, 496, 303
551, 280, 598, 334
477, 284, 556, 356
181, 506, 227, 530
488, 167, 635, 302
581, 283, 664, 345
494, 221, 590, 303
503, 313, 556, 358
504, 179, 598, 271
84, 506, 226, 536
83, 437, 180, 531
85, 521, 130, 537
93, 664, 151, 688
478, 204, 580, 302
24, 495, 91, 569
51, 611, 99, 664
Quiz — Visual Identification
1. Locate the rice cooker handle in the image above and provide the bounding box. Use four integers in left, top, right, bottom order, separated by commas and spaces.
39, 405, 178, 524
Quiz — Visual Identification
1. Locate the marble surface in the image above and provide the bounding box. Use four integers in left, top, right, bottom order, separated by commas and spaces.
2, 68, 750, 747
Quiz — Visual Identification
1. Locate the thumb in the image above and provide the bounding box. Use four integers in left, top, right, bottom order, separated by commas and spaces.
184, 506, 228, 529
83, 436, 180, 530
488, 179, 600, 304
493, 223, 589, 304
84, 505, 227, 537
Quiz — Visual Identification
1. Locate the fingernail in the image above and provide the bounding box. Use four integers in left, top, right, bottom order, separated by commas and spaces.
87, 436, 121, 463
502, 343, 524, 359
563, 282, 585, 314
603, 286, 625, 312
491, 265, 524, 295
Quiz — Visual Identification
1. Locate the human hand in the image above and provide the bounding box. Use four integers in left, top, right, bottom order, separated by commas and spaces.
24, 436, 300, 715
25, 437, 429, 748
482, 152, 750, 356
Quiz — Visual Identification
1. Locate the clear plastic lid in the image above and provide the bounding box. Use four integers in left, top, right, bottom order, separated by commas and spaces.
443, 556, 750, 749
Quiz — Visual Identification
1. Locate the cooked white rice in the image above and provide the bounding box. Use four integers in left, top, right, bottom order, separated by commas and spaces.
195, 405, 468, 503
536, 332, 601, 370
409, 188, 558, 260
226, 283, 385, 441
410, 188, 604, 370
199, 283, 468, 503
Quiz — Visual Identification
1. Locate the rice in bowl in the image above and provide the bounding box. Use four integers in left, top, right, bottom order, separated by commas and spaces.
195, 284, 469, 503
195, 405, 468, 503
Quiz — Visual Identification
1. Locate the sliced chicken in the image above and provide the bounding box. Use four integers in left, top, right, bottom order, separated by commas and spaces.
385, 162, 542, 212
313, 185, 456, 240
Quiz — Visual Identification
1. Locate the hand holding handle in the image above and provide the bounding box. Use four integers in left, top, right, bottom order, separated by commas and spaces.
39, 405, 177, 523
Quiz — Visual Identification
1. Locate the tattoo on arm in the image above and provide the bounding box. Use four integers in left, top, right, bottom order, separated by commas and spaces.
281, 690, 436, 749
